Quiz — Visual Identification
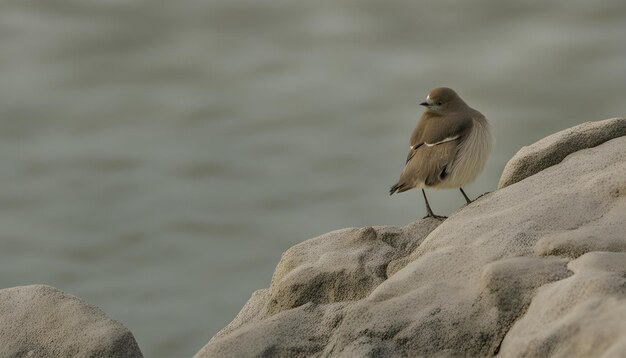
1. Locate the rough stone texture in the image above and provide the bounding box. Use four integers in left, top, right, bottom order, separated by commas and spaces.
197, 219, 443, 357
499, 252, 626, 358
264, 220, 442, 316
498, 117, 626, 189
0, 285, 143, 358
196, 122, 626, 358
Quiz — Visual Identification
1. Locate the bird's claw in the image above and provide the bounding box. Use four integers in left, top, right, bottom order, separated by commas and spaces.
422, 214, 447, 220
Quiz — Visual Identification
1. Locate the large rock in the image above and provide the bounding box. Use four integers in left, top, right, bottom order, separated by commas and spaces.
499, 252, 626, 357
0, 285, 143, 358
196, 120, 626, 358
498, 117, 626, 189
200, 219, 443, 356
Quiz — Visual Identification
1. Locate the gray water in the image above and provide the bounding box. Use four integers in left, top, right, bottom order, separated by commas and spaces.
0, 1, 624, 356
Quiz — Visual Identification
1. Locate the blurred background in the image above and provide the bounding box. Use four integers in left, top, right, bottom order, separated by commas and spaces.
0, 0, 624, 356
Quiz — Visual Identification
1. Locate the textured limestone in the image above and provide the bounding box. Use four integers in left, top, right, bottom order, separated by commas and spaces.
499, 252, 626, 357
0, 285, 143, 358
197, 219, 442, 357
264, 220, 443, 316
197, 121, 626, 358
498, 117, 626, 189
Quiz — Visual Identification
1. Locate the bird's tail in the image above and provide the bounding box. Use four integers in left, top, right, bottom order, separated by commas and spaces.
389, 182, 408, 195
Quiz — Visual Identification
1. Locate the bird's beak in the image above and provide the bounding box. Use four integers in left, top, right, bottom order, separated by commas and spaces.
419, 101, 429, 107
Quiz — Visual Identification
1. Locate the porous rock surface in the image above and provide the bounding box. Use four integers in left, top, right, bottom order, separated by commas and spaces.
0, 285, 143, 358
498, 117, 626, 189
197, 120, 626, 358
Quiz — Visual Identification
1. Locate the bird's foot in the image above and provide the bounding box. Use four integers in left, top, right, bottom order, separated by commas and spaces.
422, 213, 448, 220
461, 191, 492, 207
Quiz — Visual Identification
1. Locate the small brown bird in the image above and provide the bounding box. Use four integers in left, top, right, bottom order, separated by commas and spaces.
389, 87, 492, 218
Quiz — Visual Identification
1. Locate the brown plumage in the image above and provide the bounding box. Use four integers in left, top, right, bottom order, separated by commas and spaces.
390, 87, 492, 218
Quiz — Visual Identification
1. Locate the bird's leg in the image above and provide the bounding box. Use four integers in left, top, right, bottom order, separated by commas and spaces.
459, 187, 472, 205
422, 189, 447, 220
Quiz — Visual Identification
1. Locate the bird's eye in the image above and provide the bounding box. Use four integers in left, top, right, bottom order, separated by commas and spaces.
436, 101, 442, 106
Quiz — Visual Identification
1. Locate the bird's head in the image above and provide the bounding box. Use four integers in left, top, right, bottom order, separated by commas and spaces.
420, 87, 464, 113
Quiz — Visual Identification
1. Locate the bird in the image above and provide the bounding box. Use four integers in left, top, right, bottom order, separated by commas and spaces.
389, 87, 492, 219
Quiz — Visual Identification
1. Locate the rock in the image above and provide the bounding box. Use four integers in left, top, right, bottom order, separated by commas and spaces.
0, 285, 143, 358
196, 120, 626, 358
263, 220, 442, 316
499, 252, 626, 357
498, 117, 626, 189
195, 219, 442, 358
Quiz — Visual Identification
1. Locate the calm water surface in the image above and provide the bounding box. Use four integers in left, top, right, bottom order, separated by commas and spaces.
0, 1, 624, 356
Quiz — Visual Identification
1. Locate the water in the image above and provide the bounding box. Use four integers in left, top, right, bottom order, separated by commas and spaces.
0, 1, 624, 356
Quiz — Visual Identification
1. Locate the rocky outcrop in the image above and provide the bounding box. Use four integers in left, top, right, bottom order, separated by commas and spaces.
196, 118, 626, 358
498, 117, 626, 189
0, 285, 143, 358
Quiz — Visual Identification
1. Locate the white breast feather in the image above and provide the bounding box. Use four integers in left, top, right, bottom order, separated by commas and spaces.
441, 118, 493, 188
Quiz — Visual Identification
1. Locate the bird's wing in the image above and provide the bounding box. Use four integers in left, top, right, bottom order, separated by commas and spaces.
420, 114, 473, 147
400, 140, 459, 187
404, 114, 473, 164
405, 119, 426, 163
405, 145, 421, 164
409, 117, 427, 148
